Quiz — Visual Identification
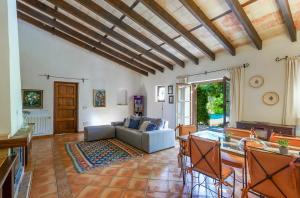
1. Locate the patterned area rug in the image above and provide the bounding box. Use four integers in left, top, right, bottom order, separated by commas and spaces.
65, 138, 143, 173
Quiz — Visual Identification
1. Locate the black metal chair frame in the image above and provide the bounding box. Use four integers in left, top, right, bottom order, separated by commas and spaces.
189, 135, 235, 198
244, 146, 298, 198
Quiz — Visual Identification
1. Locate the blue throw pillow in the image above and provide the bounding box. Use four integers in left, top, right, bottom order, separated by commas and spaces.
128, 119, 140, 129
146, 123, 157, 131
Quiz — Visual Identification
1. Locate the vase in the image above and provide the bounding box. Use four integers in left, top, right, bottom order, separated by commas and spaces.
279, 146, 288, 155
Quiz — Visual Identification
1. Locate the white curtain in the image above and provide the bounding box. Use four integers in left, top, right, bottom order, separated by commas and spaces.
229, 67, 245, 127
282, 57, 300, 130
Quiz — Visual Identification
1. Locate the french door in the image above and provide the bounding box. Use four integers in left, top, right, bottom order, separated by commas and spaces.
223, 77, 230, 126
176, 84, 196, 126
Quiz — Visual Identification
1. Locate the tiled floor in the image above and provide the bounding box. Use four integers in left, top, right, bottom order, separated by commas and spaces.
29, 133, 250, 198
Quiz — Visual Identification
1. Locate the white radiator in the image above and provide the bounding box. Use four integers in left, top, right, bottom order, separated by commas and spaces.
27, 110, 52, 136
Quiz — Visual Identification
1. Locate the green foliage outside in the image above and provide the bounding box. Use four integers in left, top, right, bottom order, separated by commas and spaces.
197, 82, 224, 124
197, 86, 209, 124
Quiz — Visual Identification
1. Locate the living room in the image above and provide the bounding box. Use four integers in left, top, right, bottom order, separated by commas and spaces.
1, 0, 300, 198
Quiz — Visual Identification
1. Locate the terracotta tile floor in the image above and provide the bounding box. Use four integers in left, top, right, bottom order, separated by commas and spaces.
28, 133, 253, 198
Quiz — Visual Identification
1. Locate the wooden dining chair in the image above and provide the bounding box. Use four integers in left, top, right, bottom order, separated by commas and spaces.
225, 127, 251, 138
269, 132, 300, 147
242, 147, 300, 198
177, 124, 197, 183
189, 135, 236, 197
176, 124, 197, 136
222, 127, 251, 188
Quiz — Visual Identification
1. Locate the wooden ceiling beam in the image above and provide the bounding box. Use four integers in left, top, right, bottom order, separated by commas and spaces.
139, 0, 216, 60
17, 2, 154, 74
22, 0, 164, 73
225, 0, 262, 49
179, 0, 235, 56
105, 0, 200, 64
17, 8, 148, 76
73, 0, 182, 68
276, 0, 297, 42
47, 0, 174, 70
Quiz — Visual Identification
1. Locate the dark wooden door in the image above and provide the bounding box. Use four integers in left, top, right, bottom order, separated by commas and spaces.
54, 82, 78, 134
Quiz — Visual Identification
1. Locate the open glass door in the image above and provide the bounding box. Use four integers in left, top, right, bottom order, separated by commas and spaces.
223, 77, 230, 126
176, 84, 192, 126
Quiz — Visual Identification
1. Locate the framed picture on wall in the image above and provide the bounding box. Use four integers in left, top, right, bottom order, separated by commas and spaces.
22, 89, 43, 109
169, 95, 174, 104
93, 89, 106, 107
168, 85, 173, 94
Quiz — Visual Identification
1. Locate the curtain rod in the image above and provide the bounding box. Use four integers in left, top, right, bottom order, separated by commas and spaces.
180, 63, 249, 78
275, 55, 300, 62
39, 74, 88, 83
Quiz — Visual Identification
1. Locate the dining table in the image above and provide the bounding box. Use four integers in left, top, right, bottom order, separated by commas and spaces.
178, 130, 300, 185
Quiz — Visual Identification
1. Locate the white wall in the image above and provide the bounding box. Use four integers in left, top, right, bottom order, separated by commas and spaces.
142, 32, 300, 135
0, 0, 23, 136
19, 20, 143, 133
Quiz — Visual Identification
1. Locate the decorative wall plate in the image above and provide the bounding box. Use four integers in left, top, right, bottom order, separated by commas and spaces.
262, 92, 279, 106
249, 75, 264, 88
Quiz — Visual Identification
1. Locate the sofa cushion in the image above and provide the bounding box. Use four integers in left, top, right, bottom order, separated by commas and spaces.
124, 117, 130, 127
146, 123, 157, 131
142, 117, 163, 130
115, 126, 143, 149
128, 119, 140, 129
139, 121, 151, 132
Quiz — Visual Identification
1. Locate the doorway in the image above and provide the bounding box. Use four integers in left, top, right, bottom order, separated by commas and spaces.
54, 82, 78, 134
196, 77, 230, 129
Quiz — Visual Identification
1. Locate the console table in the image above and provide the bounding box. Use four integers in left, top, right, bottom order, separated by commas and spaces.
0, 149, 17, 198
0, 125, 33, 167
236, 121, 296, 140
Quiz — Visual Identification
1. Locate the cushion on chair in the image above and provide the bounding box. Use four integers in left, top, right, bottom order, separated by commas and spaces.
221, 152, 244, 169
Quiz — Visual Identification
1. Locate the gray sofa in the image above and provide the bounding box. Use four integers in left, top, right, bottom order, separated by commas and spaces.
84, 119, 175, 153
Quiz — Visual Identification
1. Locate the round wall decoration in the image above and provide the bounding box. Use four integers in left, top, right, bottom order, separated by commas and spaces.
249, 75, 264, 88
262, 92, 279, 106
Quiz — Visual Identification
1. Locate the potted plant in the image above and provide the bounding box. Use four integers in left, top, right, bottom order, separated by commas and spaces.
224, 131, 231, 142
278, 139, 289, 154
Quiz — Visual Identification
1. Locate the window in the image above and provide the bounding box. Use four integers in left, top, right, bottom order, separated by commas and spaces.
156, 86, 166, 102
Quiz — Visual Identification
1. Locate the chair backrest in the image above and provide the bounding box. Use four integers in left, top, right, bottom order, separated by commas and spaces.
225, 127, 251, 138
246, 148, 300, 198
177, 124, 197, 136
269, 133, 300, 147
189, 135, 221, 179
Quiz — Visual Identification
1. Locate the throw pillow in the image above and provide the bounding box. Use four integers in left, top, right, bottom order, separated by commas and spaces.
128, 119, 140, 129
142, 117, 163, 130
124, 117, 130, 127
139, 121, 151, 132
146, 123, 157, 131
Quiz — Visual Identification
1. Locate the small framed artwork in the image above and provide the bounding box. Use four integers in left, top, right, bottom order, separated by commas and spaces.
168, 85, 173, 94
22, 89, 43, 109
93, 89, 106, 107
169, 95, 174, 104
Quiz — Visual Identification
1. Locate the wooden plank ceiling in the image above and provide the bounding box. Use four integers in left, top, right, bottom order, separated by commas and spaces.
17, 0, 300, 76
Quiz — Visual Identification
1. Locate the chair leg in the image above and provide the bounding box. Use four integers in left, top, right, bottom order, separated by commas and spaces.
233, 171, 236, 198
242, 168, 245, 188
191, 170, 194, 198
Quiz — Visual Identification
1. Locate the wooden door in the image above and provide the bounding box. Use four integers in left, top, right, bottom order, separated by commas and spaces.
54, 82, 78, 134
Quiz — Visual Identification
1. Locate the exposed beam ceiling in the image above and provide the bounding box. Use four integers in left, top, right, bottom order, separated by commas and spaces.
47, 0, 174, 70
140, 0, 215, 60
74, 0, 185, 68
22, 0, 164, 73
225, 0, 262, 50
276, 0, 297, 42
17, 3, 149, 76
179, 0, 235, 56
16, 0, 298, 76
105, 0, 201, 64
